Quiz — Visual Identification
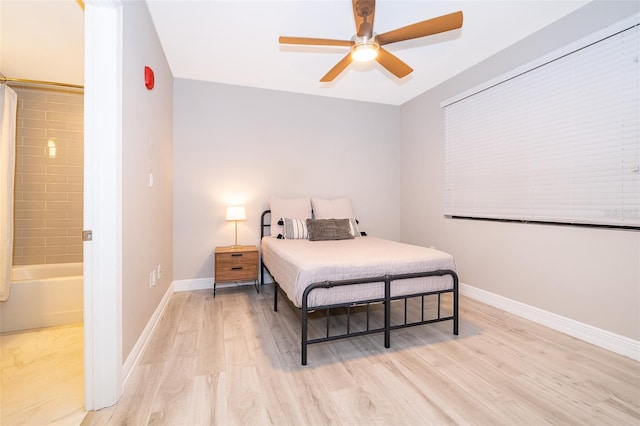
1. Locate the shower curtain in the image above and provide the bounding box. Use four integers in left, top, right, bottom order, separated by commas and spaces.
0, 84, 17, 302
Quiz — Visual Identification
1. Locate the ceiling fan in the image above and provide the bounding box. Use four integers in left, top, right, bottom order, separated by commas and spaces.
279, 0, 463, 82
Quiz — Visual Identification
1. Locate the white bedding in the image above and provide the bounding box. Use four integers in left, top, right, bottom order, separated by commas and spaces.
261, 236, 457, 308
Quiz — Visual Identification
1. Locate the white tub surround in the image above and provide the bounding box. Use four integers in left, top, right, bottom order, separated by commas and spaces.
0, 263, 83, 332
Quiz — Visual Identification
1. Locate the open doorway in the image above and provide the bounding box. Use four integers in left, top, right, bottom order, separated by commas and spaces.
0, 1, 86, 423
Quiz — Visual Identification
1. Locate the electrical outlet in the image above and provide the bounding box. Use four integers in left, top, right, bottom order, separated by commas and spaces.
157, 264, 162, 280
149, 271, 154, 288
152, 270, 157, 287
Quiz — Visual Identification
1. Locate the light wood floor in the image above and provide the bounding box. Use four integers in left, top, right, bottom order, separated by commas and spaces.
83, 284, 639, 425
1, 323, 85, 425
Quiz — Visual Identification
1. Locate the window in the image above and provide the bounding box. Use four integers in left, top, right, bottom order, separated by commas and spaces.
443, 21, 639, 229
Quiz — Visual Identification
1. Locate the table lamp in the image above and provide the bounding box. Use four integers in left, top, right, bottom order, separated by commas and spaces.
226, 206, 246, 248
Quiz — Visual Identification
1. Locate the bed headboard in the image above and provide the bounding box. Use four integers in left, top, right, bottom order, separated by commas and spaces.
260, 209, 271, 239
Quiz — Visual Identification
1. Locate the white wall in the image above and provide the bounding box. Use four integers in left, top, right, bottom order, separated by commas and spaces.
173, 80, 401, 281
121, 1, 173, 360
400, 1, 640, 340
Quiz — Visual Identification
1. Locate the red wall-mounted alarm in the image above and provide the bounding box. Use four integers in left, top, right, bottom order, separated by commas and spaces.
144, 66, 154, 90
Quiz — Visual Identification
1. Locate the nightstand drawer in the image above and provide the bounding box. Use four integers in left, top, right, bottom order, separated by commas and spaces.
216, 267, 256, 282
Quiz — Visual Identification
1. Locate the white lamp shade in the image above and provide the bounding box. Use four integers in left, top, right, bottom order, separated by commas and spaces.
226, 206, 246, 221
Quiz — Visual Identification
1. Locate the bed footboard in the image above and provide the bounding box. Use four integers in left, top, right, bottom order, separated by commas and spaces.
301, 271, 458, 365
272, 270, 458, 365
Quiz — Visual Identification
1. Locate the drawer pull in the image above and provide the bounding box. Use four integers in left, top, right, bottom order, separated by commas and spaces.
231, 267, 243, 270
231, 253, 243, 257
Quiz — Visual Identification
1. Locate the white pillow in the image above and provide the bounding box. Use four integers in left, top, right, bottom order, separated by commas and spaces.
311, 197, 354, 219
269, 196, 312, 237
283, 218, 309, 239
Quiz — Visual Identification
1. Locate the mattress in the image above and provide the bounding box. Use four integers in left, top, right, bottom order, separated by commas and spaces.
261, 236, 457, 308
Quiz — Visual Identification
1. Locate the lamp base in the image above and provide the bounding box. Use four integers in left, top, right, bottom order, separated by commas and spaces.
229, 245, 243, 250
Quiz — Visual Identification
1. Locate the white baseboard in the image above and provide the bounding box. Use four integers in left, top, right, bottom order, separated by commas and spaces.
172, 277, 258, 293
460, 283, 640, 361
122, 283, 174, 387
172, 277, 213, 292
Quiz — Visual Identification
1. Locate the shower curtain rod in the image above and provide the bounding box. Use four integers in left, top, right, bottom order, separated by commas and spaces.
0, 76, 83, 90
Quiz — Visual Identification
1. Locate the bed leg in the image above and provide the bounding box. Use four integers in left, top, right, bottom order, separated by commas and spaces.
453, 273, 459, 335
274, 282, 279, 312
301, 303, 308, 365
384, 278, 391, 349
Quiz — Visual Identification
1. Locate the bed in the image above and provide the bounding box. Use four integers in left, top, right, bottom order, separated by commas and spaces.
259, 200, 459, 365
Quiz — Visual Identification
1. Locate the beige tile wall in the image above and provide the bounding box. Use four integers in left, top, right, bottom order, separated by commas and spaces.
12, 84, 84, 266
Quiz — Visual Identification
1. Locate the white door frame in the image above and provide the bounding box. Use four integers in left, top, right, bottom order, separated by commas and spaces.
83, 0, 123, 411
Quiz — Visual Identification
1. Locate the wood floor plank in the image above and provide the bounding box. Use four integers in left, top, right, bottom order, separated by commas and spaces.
82, 285, 640, 425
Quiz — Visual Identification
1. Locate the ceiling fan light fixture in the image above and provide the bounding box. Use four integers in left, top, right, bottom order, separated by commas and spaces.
279, 2, 464, 82
351, 38, 379, 62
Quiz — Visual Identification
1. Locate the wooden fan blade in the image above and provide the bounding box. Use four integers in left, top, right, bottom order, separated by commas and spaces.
320, 53, 353, 82
377, 11, 463, 45
279, 36, 353, 47
376, 47, 413, 79
352, 0, 376, 38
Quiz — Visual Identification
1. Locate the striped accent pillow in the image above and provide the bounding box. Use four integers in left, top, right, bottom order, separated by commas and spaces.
348, 218, 360, 237
283, 218, 309, 239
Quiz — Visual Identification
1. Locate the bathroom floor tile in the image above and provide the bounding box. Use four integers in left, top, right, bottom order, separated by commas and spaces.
1, 323, 85, 425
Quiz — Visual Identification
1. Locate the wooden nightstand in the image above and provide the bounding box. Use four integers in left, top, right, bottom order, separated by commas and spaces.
214, 245, 259, 297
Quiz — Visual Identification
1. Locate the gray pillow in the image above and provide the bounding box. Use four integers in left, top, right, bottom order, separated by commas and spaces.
306, 218, 355, 241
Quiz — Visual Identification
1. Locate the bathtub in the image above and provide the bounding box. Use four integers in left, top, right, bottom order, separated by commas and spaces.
0, 263, 83, 332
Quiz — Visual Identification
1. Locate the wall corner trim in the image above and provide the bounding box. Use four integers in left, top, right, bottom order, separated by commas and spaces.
460, 283, 640, 361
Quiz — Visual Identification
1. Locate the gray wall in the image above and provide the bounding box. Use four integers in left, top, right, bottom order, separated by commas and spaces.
121, 1, 174, 360
400, 1, 640, 340
172, 80, 401, 281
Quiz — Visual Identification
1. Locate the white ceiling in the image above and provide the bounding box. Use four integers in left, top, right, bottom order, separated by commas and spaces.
147, 0, 590, 105
0, 0, 84, 86
1, 0, 593, 105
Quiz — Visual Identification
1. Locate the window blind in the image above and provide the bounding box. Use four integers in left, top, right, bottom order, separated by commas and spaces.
443, 23, 639, 229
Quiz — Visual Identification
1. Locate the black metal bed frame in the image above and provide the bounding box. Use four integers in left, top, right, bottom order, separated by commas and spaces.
260, 209, 459, 365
